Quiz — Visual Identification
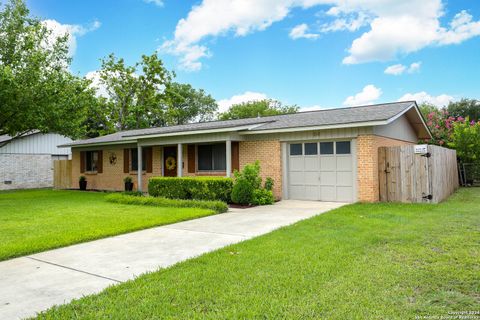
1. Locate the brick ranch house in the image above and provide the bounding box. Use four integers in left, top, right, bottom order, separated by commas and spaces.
60, 101, 431, 203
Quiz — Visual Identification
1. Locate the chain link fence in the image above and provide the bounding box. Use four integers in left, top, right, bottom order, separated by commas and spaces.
458, 163, 480, 186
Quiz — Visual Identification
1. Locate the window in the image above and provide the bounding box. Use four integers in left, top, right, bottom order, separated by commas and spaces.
320, 142, 334, 155
336, 141, 351, 154
198, 144, 226, 171
86, 151, 98, 172
131, 148, 147, 171
304, 143, 318, 155
290, 144, 302, 156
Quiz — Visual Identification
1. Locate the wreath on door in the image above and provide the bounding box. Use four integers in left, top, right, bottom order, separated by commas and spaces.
165, 156, 176, 170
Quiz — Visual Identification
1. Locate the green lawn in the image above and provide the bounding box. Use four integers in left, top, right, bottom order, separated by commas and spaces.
36, 188, 480, 319
0, 189, 216, 261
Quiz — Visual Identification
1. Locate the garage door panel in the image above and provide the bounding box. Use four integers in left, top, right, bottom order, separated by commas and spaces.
288, 141, 354, 202
336, 171, 353, 186
304, 172, 319, 185
304, 157, 319, 171
289, 157, 304, 171
320, 157, 336, 171
320, 172, 336, 186
336, 156, 352, 171
320, 186, 336, 201
290, 185, 306, 199
289, 172, 305, 185
305, 186, 319, 200
336, 186, 353, 202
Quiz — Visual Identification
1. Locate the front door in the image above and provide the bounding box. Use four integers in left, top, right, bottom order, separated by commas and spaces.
163, 146, 177, 177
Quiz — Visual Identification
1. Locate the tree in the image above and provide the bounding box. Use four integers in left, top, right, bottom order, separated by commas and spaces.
418, 103, 439, 119
448, 118, 480, 164
0, 0, 96, 140
447, 99, 480, 121
218, 99, 299, 120
164, 82, 217, 125
97, 53, 173, 131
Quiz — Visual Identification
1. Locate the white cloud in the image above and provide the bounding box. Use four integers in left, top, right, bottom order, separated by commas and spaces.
384, 61, 421, 75
341, 5, 480, 64
162, 0, 480, 70
320, 11, 370, 32
343, 84, 382, 107
299, 104, 325, 112
437, 10, 480, 45
217, 91, 268, 113
408, 61, 421, 73
384, 64, 406, 75
85, 71, 109, 98
398, 91, 454, 107
143, 0, 163, 7
42, 19, 101, 56
289, 23, 319, 39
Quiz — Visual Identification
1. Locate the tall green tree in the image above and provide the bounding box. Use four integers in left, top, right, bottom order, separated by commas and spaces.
164, 82, 217, 125
447, 98, 480, 121
97, 53, 173, 131
0, 0, 95, 140
218, 99, 299, 120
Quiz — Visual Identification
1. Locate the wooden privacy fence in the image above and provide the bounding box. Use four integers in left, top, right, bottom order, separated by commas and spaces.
378, 145, 459, 203
53, 160, 72, 189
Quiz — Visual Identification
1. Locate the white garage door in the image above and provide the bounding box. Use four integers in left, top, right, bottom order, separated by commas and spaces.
287, 141, 354, 202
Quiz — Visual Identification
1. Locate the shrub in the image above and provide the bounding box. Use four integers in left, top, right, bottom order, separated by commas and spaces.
231, 161, 274, 205
122, 191, 143, 197
148, 177, 233, 202
79, 175, 86, 182
264, 177, 274, 191
231, 178, 253, 205
123, 176, 133, 183
252, 188, 274, 205
105, 193, 228, 213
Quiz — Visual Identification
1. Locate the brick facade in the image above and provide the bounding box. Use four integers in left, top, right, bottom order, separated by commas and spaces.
71, 140, 283, 199
356, 135, 413, 202
0, 154, 54, 190
72, 146, 162, 192
71, 136, 408, 202
239, 140, 282, 199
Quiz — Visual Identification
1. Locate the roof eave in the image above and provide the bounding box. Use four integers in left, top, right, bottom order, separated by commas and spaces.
59, 139, 138, 148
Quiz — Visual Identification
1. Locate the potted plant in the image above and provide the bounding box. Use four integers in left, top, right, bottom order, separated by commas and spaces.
79, 176, 87, 191
124, 176, 134, 191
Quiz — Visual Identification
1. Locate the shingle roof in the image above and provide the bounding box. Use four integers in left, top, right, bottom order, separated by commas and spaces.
61, 101, 416, 147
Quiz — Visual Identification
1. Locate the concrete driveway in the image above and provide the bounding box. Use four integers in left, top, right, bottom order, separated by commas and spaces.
0, 200, 345, 319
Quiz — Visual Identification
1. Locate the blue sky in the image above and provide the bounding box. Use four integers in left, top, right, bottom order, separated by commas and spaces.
25, 0, 480, 111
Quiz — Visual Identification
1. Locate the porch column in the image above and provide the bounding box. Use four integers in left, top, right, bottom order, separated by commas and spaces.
137, 145, 143, 192
177, 143, 183, 177
226, 139, 232, 177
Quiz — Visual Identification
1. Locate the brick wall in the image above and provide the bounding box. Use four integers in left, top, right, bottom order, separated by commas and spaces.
0, 154, 53, 190
239, 140, 282, 199
356, 135, 413, 202
71, 141, 283, 199
72, 146, 162, 191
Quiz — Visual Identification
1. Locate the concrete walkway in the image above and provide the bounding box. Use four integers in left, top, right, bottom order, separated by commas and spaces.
0, 200, 345, 319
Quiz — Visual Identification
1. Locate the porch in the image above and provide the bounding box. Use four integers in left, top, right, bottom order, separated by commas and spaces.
133, 140, 240, 192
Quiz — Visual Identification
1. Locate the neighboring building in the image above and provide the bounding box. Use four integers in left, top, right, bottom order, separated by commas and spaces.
60, 101, 431, 202
0, 132, 72, 190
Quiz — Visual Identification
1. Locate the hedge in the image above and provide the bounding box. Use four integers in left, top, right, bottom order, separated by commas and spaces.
105, 193, 228, 213
148, 177, 233, 202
